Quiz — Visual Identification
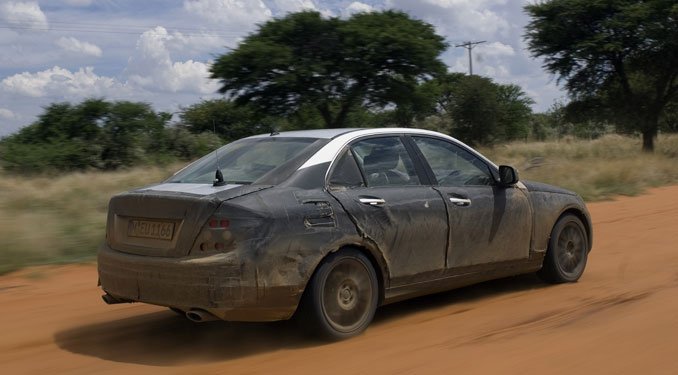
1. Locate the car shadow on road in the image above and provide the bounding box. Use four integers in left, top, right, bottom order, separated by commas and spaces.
374, 273, 546, 325
54, 311, 314, 366
54, 274, 547, 366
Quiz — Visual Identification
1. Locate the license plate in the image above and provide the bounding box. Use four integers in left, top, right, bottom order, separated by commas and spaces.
127, 220, 175, 240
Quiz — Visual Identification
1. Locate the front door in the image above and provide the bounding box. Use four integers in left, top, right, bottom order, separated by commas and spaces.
328, 136, 449, 286
410, 136, 532, 268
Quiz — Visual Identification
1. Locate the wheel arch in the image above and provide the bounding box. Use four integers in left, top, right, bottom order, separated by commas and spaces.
297, 243, 390, 313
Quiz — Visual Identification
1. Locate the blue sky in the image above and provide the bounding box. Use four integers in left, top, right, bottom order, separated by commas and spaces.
0, 0, 564, 136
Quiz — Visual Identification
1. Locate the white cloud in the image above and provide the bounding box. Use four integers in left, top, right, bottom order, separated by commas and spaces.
125, 26, 219, 94
481, 64, 510, 78
273, 0, 317, 13
0, 108, 17, 120
470, 42, 515, 73
343, 1, 373, 16
165, 31, 228, 55
386, 0, 509, 37
0, 1, 48, 30
1, 66, 126, 98
55, 36, 103, 57
477, 41, 515, 57
183, 0, 272, 27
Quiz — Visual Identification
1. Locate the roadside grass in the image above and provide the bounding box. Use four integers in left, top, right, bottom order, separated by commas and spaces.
0, 164, 183, 275
0, 134, 676, 275
480, 134, 678, 201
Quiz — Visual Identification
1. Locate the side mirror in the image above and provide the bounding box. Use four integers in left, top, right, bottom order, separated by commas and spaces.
498, 165, 519, 186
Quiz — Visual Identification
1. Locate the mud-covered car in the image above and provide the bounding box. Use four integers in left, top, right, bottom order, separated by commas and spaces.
98, 128, 592, 339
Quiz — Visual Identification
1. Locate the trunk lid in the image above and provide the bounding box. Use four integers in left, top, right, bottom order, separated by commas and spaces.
105, 183, 271, 257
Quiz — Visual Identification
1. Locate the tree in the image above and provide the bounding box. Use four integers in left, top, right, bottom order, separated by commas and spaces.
525, 0, 678, 151
0, 100, 109, 171
420, 73, 534, 145
99, 101, 167, 169
660, 98, 678, 133
497, 84, 535, 140
179, 99, 273, 141
210, 10, 447, 128
0, 99, 179, 173
446, 75, 501, 145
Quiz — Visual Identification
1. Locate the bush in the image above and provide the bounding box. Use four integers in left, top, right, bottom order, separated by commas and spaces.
0, 99, 217, 174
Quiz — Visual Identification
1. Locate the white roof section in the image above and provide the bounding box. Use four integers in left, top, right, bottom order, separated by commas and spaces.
296, 127, 498, 170
247, 128, 362, 139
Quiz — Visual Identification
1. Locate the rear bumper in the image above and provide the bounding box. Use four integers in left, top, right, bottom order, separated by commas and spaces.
97, 244, 301, 321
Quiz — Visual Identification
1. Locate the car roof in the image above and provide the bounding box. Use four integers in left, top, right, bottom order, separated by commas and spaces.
285, 128, 498, 171
247, 128, 363, 139
246, 127, 467, 140
246, 127, 498, 170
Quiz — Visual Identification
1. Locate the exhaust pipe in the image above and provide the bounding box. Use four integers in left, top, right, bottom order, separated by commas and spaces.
101, 293, 131, 305
185, 309, 219, 322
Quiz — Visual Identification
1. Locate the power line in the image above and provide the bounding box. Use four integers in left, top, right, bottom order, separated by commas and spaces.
0, 21, 245, 38
0, 26, 239, 38
455, 40, 486, 75
43, 20, 244, 34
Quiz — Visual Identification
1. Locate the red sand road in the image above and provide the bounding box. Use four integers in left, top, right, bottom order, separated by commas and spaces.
1, 186, 678, 374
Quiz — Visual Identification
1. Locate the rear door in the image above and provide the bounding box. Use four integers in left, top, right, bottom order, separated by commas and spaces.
408, 136, 532, 268
328, 135, 449, 286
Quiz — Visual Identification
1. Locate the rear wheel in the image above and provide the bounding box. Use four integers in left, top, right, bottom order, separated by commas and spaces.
298, 249, 379, 340
538, 214, 589, 283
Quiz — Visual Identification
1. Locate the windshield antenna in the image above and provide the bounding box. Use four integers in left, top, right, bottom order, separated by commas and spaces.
213, 119, 226, 187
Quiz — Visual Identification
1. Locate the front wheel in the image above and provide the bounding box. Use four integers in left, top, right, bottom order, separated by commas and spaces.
297, 249, 379, 340
538, 214, 589, 283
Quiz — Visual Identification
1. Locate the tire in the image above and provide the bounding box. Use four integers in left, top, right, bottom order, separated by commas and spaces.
297, 249, 379, 340
537, 214, 589, 283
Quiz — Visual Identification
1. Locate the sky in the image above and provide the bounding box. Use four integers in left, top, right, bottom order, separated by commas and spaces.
0, 0, 566, 137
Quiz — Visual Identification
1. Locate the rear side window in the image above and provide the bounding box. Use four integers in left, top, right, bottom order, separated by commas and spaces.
350, 136, 421, 187
328, 149, 365, 189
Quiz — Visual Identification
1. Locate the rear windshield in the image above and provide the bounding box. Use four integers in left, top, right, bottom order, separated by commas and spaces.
167, 137, 320, 184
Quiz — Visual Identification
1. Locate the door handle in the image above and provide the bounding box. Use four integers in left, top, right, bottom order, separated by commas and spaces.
449, 197, 471, 207
359, 197, 386, 206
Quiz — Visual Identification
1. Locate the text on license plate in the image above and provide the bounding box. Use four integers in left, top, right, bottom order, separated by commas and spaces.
127, 220, 175, 240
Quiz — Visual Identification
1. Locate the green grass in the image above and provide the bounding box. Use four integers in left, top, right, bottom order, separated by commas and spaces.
0, 134, 677, 275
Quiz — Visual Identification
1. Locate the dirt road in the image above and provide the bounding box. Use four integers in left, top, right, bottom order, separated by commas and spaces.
1, 186, 677, 374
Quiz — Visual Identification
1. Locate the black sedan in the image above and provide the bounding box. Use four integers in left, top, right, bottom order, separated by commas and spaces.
98, 128, 592, 339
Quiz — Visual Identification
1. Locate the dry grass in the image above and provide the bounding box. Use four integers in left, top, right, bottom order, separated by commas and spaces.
0, 164, 184, 274
0, 135, 677, 274
480, 134, 678, 201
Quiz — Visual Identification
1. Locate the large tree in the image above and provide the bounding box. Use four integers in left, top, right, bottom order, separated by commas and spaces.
210, 10, 447, 128
421, 73, 534, 145
525, 0, 678, 151
179, 99, 273, 141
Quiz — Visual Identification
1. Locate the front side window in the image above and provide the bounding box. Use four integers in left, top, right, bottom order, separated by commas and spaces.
350, 136, 421, 187
413, 136, 494, 186
168, 137, 320, 184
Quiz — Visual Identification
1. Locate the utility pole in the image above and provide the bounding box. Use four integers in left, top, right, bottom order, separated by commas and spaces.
455, 41, 486, 75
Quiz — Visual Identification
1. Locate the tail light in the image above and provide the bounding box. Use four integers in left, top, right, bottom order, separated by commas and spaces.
208, 219, 230, 229
194, 216, 234, 253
